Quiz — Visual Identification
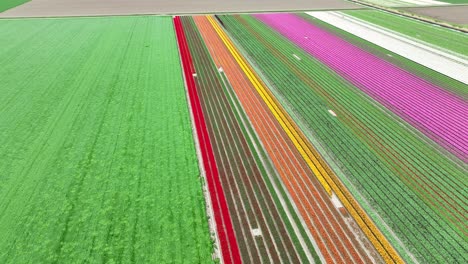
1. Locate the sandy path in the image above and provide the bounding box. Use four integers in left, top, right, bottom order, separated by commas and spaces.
403, 5, 468, 25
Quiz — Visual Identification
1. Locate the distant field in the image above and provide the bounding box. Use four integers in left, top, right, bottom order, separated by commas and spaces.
0, 16, 213, 263
355, 0, 448, 7
402, 5, 468, 24
0, 0, 361, 18
440, 0, 468, 3
0, 0, 29, 12
345, 10, 468, 55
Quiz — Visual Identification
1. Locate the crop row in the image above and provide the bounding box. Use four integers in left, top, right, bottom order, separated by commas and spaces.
264, 13, 468, 220
219, 14, 406, 264
253, 14, 467, 218
180, 16, 315, 263
193, 15, 324, 263
297, 13, 468, 101
344, 9, 468, 56
219, 14, 467, 263
174, 16, 240, 264
196, 15, 382, 264
255, 13, 467, 163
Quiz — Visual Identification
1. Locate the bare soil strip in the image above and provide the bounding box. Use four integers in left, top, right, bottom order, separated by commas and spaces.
403, 5, 468, 24
0, 0, 361, 18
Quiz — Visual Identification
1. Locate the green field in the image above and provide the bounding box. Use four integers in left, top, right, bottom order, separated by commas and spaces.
0, 0, 29, 12
440, 0, 468, 3
0, 16, 213, 263
344, 10, 468, 56
355, 0, 426, 7
356, 0, 468, 6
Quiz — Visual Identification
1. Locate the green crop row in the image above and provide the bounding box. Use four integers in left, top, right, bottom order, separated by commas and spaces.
353, 0, 421, 7
0, 16, 213, 263
219, 14, 467, 263
344, 9, 468, 56
0, 0, 29, 13
439, 0, 468, 3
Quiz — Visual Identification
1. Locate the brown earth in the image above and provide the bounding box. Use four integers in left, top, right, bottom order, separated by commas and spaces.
0, 0, 362, 18
403, 5, 468, 25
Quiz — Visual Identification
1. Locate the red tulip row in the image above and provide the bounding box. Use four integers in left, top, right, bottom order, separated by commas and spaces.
174, 16, 241, 264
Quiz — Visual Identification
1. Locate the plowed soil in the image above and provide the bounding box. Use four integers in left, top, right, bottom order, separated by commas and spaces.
0, 0, 361, 18
403, 5, 468, 24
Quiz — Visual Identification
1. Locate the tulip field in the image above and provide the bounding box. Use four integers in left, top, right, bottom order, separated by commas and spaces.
1, 4, 466, 264
212, 13, 467, 263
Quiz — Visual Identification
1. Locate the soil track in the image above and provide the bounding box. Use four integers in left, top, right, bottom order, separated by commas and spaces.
0, 0, 361, 18
403, 5, 468, 24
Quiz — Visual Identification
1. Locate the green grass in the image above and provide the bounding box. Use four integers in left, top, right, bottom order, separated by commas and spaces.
0, 0, 29, 13
0, 16, 213, 263
344, 10, 468, 56
220, 14, 467, 263
298, 13, 467, 100
440, 0, 468, 3
355, 0, 421, 7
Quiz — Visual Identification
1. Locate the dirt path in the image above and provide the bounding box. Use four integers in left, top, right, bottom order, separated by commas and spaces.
0, 0, 361, 18
403, 5, 468, 25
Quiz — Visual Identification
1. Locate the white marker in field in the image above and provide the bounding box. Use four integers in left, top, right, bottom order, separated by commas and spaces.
293, 54, 301, 61
252, 228, 262, 237
192, 73, 197, 77
218, 67, 224, 73
328, 110, 337, 117
331, 192, 344, 209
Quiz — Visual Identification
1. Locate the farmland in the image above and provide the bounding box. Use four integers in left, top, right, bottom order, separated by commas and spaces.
213, 13, 466, 263
1, 1, 467, 264
0, 0, 29, 12
344, 9, 468, 55
0, 16, 213, 263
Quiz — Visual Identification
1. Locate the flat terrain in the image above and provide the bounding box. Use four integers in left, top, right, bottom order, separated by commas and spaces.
344, 10, 468, 55
403, 5, 468, 24
0, 0, 29, 12
0, 16, 213, 263
0, 0, 361, 18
